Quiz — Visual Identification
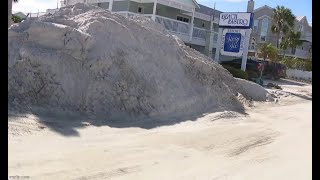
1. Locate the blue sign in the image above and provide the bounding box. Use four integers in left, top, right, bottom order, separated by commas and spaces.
223, 33, 241, 53
220, 29, 245, 57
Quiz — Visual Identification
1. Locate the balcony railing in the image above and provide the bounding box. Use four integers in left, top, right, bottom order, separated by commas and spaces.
87, 0, 110, 3
192, 28, 219, 44
115, 12, 219, 46
193, 27, 206, 40
116, 11, 152, 18
155, 16, 189, 35
300, 32, 312, 42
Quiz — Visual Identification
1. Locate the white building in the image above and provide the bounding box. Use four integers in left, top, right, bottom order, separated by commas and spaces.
61, 0, 221, 59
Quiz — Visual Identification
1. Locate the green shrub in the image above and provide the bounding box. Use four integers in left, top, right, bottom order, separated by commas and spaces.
12, 15, 22, 23
280, 56, 294, 69
304, 59, 312, 71
246, 70, 259, 79
280, 57, 312, 71
222, 65, 248, 80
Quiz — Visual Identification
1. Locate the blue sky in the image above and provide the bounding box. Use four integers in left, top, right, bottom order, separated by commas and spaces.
13, 0, 312, 23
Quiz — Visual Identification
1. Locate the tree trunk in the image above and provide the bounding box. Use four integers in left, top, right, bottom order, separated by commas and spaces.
8, 0, 12, 28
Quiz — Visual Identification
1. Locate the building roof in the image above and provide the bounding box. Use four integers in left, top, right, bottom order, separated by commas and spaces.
253, 5, 273, 12
195, 4, 222, 18
296, 16, 305, 21
13, 12, 27, 19
192, 0, 200, 9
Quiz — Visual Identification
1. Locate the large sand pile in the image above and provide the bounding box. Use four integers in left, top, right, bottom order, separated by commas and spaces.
8, 3, 269, 121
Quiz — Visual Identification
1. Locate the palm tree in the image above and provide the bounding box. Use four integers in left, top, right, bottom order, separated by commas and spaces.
280, 30, 302, 58
271, 6, 295, 48
8, 0, 19, 28
258, 43, 279, 62
279, 37, 289, 58
287, 30, 303, 54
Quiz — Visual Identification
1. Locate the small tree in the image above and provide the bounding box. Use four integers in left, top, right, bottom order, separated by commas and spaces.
8, 0, 19, 28
258, 43, 279, 62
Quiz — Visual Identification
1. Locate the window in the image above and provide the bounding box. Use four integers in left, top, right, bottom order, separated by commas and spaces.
298, 25, 304, 32
202, 22, 205, 28
253, 20, 259, 32
177, 16, 189, 23
137, 7, 143, 14
213, 23, 219, 32
260, 18, 269, 41
250, 37, 256, 50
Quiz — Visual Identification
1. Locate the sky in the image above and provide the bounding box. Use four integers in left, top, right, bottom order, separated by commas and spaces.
13, 0, 312, 23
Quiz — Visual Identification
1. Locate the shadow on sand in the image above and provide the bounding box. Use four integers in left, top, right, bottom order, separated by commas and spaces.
265, 78, 310, 87
8, 101, 247, 137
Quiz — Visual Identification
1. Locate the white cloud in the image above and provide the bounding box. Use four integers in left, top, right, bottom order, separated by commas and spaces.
13, 0, 58, 13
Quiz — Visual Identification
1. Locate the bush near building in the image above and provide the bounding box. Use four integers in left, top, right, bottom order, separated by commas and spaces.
222, 65, 249, 80
11, 14, 22, 23
280, 57, 312, 71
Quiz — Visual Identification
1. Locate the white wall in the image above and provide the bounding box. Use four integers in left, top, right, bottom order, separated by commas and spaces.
286, 69, 312, 81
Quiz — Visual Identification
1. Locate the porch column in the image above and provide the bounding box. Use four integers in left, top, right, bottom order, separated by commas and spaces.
108, 0, 114, 11
204, 15, 214, 58
214, 28, 223, 62
189, 9, 195, 41
152, 0, 157, 21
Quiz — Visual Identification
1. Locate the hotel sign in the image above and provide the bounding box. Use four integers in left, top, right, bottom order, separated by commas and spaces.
220, 29, 246, 57
219, 12, 253, 28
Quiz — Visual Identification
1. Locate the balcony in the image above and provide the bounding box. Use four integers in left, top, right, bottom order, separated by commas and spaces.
192, 27, 206, 46
116, 11, 152, 18
155, 16, 189, 34
300, 32, 312, 42
115, 12, 219, 47
87, 0, 110, 3
192, 28, 218, 46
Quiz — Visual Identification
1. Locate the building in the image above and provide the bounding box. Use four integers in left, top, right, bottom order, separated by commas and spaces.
46, 8, 60, 14
61, 1, 311, 61
62, 0, 221, 59
28, 12, 47, 19
13, 12, 28, 20
249, 5, 312, 60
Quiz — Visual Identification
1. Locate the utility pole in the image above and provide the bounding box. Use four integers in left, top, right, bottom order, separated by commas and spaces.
241, 0, 254, 71
204, 2, 215, 59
